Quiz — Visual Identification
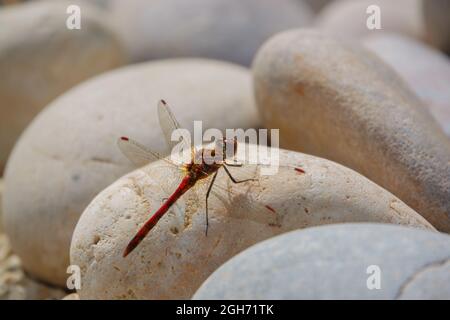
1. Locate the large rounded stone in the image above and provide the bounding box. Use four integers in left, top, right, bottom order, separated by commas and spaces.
253, 29, 450, 232
70, 147, 433, 299
364, 33, 450, 137
316, 0, 425, 41
3, 58, 259, 287
193, 223, 450, 299
108, 0, 313, 65
423, 0, 450, 54
0, 0, 125, 173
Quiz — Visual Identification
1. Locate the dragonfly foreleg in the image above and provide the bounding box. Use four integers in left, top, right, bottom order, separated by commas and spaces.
205, 171, 218, 236
224, 160, 243, 167
223, 165, 257, 184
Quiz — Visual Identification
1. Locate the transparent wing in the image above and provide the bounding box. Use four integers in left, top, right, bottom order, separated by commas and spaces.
157, 100, 182, 151
117, 136, 176, 167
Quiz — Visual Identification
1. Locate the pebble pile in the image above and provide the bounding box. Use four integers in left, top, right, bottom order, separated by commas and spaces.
0, 0, 449, 300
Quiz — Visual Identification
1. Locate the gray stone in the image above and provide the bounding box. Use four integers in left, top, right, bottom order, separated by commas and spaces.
108, 0, 313, 65
193, 223, 450, 299
364, 34, 450, 137
316, 0, 425, 41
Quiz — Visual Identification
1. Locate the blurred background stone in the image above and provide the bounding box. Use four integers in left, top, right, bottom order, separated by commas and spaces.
194, 224, 450, 299
0, 179, 3, 232
302, 0, 332, 13
0, 234, 66, 299
364, 33, 450, 137
107, 0, 313, 65
0, 0, 125, 174
423, 0, 450, 54
316, 0, 425, 41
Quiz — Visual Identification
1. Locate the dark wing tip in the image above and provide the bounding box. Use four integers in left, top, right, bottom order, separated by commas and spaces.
160, 99, 167, 105
295, 167, 305, 174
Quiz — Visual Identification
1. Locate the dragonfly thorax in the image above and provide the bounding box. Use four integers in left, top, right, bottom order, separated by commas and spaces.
184, 160, 221, 182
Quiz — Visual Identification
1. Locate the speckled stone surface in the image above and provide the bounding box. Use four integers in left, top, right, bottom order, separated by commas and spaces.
3, 58, 259, 287
193, 224, 450, 299
70, 147, 433, 299
253, 29, 450, 232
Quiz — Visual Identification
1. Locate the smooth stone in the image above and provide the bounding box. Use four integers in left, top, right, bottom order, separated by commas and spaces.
253, 29, 450, 232
3, 58, 259, 287
108, 0, 313, 65
70, 147, 433, 299
364, 33, 450, 137
398, 260, 450, 299
0, 0, 125, 173
315, 0, 425, 41
423, 0, 450, 54
193, 223, 450, 299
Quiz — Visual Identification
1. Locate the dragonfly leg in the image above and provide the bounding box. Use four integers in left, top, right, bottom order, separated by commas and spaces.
205, 171, 218, 236
223, 165, 257, 184
224, 160, 243, 167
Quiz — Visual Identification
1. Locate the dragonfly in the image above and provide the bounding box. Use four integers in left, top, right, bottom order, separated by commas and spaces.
118, 100, 280, 257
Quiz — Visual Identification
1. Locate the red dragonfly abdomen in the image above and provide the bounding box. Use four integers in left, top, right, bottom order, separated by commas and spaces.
123, 175, 194, 257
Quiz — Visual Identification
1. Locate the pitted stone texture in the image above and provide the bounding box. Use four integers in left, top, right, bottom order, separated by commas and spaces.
71, 147, 433, 299
4, 59, 259, 286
